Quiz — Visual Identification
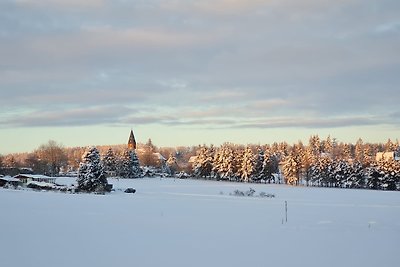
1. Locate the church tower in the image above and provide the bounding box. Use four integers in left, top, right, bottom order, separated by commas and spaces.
128, 129, 136, 150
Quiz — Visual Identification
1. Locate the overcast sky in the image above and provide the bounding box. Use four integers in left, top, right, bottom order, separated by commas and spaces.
1, 0, 399, 154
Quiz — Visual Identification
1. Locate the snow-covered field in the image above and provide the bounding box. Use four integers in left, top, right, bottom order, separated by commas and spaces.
1, 178, 399, 267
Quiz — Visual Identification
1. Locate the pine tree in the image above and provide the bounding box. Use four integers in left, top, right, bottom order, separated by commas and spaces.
322, 135, 333, 155
259, 151, 279, 183
131, 150, 142, 178
166, 153, 179, 176
193, 146, 213, 178
346, 161, 365, 189
330, 160, 350, 188
385, 139, 396, 152
212, 144, 237, 181
239, 147, 255, 183
119, 149, 142, 178
308, 135, 321, 158
253, 148, 264, 182
103, 148, 117, 176
283, 154, 299, 185
310, 155, 332, 187
365, 163, 382, 190
377, 159, 400, 190
355, 138, 365, 164
302, 147, 314, 186
77, 147, 109, 193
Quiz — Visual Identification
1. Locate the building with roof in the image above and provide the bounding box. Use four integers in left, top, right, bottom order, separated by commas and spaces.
13, 174, 56, 184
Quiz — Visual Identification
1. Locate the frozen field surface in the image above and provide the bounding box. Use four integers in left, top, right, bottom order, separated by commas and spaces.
1, 178, 399, 267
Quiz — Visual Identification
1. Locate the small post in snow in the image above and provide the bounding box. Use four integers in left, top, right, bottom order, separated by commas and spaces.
285, 201, 288, 223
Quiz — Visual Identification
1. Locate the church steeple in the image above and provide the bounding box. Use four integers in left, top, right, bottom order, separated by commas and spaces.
128, 129, 136, 150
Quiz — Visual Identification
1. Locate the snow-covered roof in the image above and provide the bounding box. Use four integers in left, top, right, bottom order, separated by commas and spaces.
14, 174, 53, 179
0, 176, 20, 182
27, 181, 56, 188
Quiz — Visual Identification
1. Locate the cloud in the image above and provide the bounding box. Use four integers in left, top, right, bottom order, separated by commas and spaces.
0, 106, 134, 127
232, 115, 387, 129
375, 21, 400, 33
0, 0, 399, 139
15, 0, 105, 9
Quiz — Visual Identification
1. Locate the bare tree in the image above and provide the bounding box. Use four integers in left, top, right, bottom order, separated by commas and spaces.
36, 140, 68, 176
139, 138, 159, 167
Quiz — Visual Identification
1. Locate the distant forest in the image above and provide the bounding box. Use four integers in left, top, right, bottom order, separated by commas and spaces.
1, 135, 399, 190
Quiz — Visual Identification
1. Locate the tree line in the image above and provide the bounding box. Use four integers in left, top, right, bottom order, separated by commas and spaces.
192, 136, 400, 191
1, 135, 399, 190
0, 139, 192, 177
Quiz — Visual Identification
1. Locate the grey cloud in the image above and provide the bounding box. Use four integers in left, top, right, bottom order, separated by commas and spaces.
232, 116, 385, 129
0, 0, 399, 134
0, 105, 134, 127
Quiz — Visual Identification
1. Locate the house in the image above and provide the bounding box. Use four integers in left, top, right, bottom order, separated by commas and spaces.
13, 174, 57, 184
0, 175, 22, 187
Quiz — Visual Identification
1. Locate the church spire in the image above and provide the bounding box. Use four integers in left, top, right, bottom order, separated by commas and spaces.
128, 129, 136, 150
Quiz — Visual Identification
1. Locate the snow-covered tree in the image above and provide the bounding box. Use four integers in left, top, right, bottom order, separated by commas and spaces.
371, 159, 400, 190
283, 154, 300, 185
321, 135, 333, 155
329, 160, 351, 188
239, 147, 256, 182
302, 147, 314, 186
355, 138, 365, 164
384, 138, 396, 152
257, 150, 279, 183
166, 153, 179, 175
365, 163, 383, 190
253, 148, 265, 182
77, 147, 109, 193
119, 149, 142, 178
308, 135, 321, 158
343, 161, 364, 189
212, 144, 238, 181
309, 155, 332, 187
102, 148, 117, 176
193, 146, 214, 178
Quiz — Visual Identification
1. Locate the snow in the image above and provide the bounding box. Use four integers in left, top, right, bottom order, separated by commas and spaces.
0, 175, 20, 182
1, 178, 399, 267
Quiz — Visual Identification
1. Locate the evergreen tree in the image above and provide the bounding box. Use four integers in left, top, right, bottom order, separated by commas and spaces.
344, 161, 364, 188
283, 144, 303, 185
321, 135, 333, 155
131, 150, 142, 177
355, 138, 365, 164
329, 160, 351, 188
283, 153, 300, 185
103, 148, 117, 176
310, 155, 332, 187
193, 146, 213, 178
259, 151, 279, 183
212, 144, 237, 181
365, 163, 382, 190
308, 135, 321, 158
77, 147, 109, 193
119, 149, 142, 178
166, 153, 179, 176
384, 139, 396, 152
376, 159, 400, 190
239, 147, 255, 183
342, 143, 352, 160
253, 148, 265, 182
302, 147, 314, 186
